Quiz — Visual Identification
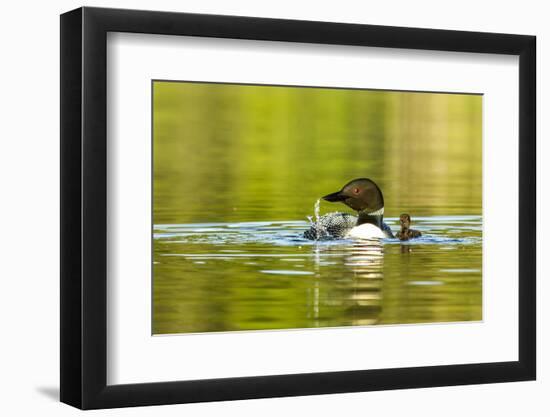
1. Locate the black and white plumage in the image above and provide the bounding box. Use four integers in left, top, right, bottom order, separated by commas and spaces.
303, 212, 394, 240
303, 212, 358, 240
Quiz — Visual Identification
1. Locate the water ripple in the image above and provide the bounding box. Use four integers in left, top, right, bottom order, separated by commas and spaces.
154, 215, 482, 247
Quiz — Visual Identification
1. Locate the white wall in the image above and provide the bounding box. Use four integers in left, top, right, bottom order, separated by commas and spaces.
0, 0, 545, 415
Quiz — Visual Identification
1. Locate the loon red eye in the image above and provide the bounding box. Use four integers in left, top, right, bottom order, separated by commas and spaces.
353, 188, 360, 194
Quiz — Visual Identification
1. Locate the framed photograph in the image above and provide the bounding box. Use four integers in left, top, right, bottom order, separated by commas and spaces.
60, 6, 536, 409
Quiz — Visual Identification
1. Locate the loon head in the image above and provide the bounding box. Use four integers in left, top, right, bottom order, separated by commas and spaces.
322, 178, 384, 214
399, 213, 411, 229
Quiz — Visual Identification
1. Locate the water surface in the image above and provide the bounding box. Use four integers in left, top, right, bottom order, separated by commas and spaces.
153, 215, 482, 334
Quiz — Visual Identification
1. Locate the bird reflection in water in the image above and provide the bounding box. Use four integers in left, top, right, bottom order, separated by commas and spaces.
308, 240, 384, 327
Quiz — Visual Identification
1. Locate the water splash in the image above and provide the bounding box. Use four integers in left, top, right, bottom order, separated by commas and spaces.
306, 198, 328, 240
313, 198, 320, 223
306, 198, 320, 225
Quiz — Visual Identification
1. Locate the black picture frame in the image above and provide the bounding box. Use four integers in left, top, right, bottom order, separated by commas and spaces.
60, 6, 536, 410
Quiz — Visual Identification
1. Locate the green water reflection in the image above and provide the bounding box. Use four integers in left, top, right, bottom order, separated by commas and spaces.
153, 81, 482, 334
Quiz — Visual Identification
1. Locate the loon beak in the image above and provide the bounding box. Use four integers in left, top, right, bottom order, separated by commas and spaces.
323, 190, 347, 202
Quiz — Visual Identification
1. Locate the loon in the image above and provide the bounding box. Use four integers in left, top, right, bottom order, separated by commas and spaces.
304, 178, 394, 240
396, 213, 422, 241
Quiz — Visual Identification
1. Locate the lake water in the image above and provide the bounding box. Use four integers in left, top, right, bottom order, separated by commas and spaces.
152, 81, 482, 334
153, 215, 482, 334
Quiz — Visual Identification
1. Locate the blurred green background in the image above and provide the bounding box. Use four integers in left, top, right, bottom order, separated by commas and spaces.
152, 81, 482, 335
153, 82, 482, 225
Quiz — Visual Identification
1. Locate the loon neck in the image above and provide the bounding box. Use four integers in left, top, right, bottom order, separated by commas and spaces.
357, 207, 384, 228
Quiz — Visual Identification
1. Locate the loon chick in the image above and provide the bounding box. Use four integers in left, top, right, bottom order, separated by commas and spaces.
396, 213, 422, 241
303, 178, 394, 240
